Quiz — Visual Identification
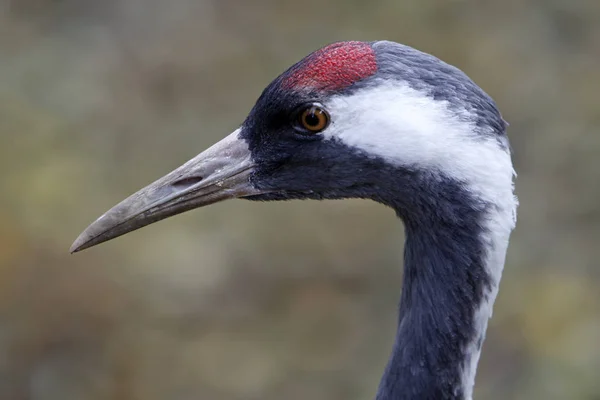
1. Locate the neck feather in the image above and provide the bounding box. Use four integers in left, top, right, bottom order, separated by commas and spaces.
375, 177, 514, 400
318, 63, 516, 399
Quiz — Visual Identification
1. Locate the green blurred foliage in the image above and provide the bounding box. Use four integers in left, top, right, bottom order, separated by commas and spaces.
0, 0, 599, 399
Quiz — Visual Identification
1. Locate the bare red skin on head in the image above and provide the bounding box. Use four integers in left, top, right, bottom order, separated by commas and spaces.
282, 41, 377, 92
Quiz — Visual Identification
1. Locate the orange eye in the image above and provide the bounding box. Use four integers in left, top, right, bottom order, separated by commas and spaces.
299, 106, 329, 133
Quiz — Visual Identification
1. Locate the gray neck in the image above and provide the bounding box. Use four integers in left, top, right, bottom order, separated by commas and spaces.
375, 191, 512, 400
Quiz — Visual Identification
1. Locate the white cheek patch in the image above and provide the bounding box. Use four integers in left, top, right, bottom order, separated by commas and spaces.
322, 83, 515, 211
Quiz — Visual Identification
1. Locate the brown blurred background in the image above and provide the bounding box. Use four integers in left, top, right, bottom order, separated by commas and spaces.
1, 0, 599, 399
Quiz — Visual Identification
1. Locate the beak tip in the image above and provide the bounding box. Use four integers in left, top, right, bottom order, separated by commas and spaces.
69, 211, 118, 254
69, 234, 89, 254
70, 223, 102, 254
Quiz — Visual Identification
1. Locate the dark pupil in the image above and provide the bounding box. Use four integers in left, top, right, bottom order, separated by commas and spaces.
304, 111, 321, 127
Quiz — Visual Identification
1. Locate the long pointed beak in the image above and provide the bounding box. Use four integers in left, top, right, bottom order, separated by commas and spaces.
70, 129, 263, 253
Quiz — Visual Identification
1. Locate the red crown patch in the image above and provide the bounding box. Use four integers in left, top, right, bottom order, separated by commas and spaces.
283, 41, 377, 92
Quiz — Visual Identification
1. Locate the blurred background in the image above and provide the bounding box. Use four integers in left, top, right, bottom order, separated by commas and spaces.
1, 0, 599, 399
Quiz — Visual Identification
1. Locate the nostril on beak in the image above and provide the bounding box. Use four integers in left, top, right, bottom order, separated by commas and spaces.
171, 177, 204, 191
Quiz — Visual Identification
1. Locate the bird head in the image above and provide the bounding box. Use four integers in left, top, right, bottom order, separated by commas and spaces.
71, 41, 514, 253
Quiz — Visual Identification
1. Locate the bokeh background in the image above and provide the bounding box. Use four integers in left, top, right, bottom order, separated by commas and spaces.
1, 0, 599, 399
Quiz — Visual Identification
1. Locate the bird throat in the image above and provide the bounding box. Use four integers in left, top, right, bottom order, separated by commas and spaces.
375, 180, 510, 400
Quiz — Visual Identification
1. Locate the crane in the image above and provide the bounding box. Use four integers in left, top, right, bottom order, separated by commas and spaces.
71, 41, 518, 400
